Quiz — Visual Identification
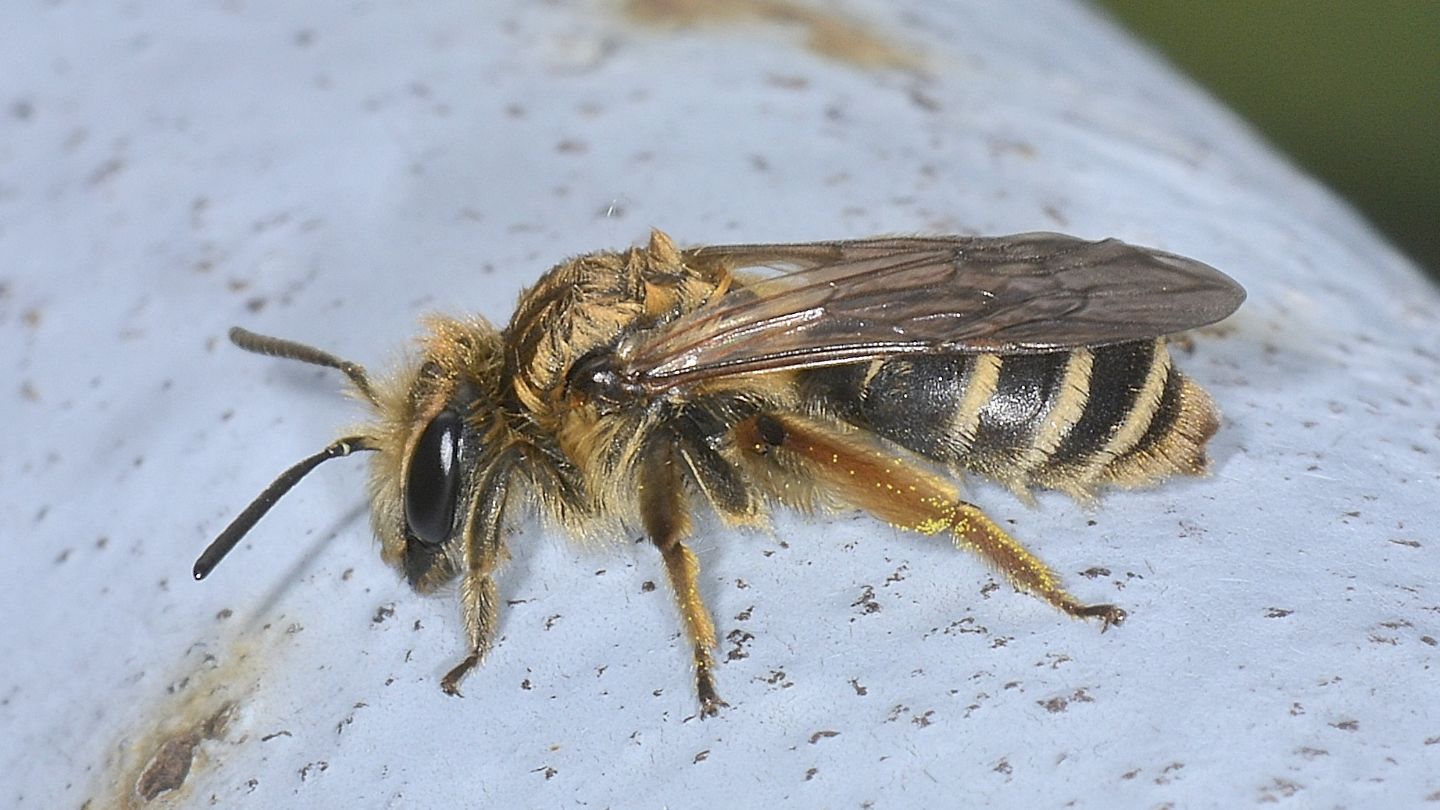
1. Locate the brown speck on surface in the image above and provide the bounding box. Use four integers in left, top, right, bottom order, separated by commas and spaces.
1390, 538, 1422, 548
532, 765, 557, 780
1258, 777, 1303, 802
851, 584, 880, 616
734, 605, 753, 621
1264, 607, 1294, 618
927, 616, 986, 639
1038, 688, 1094, 714
1153, 761, 1185, 785
260, 730, 292, 742
622, 0, 919, 70
1120, 768, 1140, 780
1043, 653, 1073, 670
911, 710, 934, 728
907, 87, 939, 112
1079, 566, 1110, 579
804, 766, 818, 781
758, 669, 793, 689
988, 138, 1036, 160
1330, 719, 1359, 732
849, 678, 867, 696
725, 628, 754, 661
20, 380, 40, 401
336, 702, 368, 735
298, 761, 329, 781
250, 211, 291, 233
764, 73, 809, 90
245, 296, 267, 313
22, 307, 41, 329
693, 749, 710, 764
994, 758, 1013, 775
372, 603, 396, 624
63, 126, 88, 152
215, 608, 232, 621
87, 157, 126, 187
808, 730, 839, 744
544, 614, 562, 630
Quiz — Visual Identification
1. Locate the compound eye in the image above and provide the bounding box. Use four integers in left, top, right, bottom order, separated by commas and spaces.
404, 409, 463, 547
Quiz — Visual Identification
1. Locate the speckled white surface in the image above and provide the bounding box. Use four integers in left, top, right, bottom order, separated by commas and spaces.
3, 1, 1438, 807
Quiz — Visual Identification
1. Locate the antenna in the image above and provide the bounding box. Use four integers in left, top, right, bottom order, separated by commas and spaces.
194, 436, 377, 580
229, 327, 379, 406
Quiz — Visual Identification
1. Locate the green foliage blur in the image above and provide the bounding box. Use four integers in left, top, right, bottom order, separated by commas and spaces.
1100, 2, 1440, 278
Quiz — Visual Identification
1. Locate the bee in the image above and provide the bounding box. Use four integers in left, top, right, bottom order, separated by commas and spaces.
196, 229, 1244, 716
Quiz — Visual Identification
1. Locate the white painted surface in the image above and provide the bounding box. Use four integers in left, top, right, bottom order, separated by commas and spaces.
2, 1, 1437, 807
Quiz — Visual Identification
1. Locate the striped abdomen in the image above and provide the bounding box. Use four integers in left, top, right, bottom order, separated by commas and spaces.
799, 340, 1220, 496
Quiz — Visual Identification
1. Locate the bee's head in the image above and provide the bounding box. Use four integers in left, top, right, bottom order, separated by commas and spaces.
364, 316, 506, 592
194, 318, 506, 593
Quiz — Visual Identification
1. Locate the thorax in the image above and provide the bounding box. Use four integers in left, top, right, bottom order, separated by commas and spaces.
499, 236, 730, 482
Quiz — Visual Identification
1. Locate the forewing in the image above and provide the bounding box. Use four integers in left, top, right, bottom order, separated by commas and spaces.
625, 232, 1244, 391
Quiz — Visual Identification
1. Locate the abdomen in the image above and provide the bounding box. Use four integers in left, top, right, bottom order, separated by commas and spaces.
799, 340, 1220, 496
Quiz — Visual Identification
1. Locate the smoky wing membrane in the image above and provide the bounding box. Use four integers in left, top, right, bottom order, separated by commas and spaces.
625, 233, 1245, 390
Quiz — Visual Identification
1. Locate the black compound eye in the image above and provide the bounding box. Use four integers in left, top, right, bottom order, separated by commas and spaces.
404, 409, 463, 547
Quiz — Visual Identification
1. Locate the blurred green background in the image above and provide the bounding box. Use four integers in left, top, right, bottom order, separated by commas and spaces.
1099, 2, 1440, 278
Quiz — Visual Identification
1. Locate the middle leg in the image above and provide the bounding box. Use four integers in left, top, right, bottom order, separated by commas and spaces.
640, 444, 727, 717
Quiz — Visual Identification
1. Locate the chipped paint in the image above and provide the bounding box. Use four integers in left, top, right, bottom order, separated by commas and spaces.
88, 635, 274, 810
